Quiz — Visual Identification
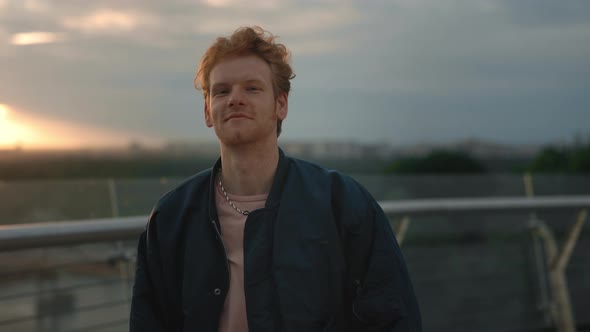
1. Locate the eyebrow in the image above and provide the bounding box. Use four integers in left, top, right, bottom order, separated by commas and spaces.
243, 79, 266, 86
211, 78, 267, 90
211, 83, 229, 91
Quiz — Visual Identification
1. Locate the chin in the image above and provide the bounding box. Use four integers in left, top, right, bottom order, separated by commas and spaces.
219, 131, 253, 146
216, 127, 276, 146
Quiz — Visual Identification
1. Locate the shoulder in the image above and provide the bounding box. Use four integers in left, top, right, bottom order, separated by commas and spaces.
287, 156, 333, 178
284, 156, 384, 238
286, 156, 376, 210
143, 168, 212, 247
148, 168, 212, 223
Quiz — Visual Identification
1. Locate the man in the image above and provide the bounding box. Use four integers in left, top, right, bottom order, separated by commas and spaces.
130, 26, 421, 332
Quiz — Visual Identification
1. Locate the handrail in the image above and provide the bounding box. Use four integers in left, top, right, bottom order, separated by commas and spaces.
0, 216, 145, 251
1, 196, 589, 252
380, 195, 590, 215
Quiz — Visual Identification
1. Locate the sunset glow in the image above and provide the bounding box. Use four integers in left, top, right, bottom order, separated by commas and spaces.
0, 104, 7, 118
0, 104, 36, 147
0, 104, 140, 150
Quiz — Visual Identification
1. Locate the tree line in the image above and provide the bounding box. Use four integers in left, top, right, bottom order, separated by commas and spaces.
0, 143, 589, 179
385, 143, 590, 174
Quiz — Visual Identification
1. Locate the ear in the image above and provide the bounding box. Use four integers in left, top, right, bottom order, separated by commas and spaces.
276, 92, 288, 121
204, 103, 213, 128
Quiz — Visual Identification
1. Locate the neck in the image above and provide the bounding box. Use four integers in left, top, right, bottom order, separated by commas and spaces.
219, 139, 279, 196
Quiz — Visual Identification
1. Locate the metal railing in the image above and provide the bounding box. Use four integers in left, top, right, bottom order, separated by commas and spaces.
0, 196, 588, 332
2, 196, 589, 251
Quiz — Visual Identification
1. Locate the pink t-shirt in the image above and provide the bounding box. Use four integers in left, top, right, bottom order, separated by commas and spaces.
215, 181, 267, 332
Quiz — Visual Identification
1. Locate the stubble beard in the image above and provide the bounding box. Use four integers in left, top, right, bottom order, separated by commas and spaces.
217, 105, 278, 147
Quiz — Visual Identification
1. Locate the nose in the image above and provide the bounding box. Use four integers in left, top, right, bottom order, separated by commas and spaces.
227, 88, 245, 108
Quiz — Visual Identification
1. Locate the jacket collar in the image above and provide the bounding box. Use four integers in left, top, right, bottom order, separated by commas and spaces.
207, 147, 289, 222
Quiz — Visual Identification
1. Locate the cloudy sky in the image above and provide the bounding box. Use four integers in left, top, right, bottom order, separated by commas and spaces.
0, 0, 589, 149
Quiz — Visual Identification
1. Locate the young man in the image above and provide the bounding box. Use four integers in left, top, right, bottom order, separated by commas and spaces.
130, 26, 421, 332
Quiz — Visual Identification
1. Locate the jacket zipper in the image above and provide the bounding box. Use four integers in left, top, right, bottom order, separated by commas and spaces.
211, 219, 231, 297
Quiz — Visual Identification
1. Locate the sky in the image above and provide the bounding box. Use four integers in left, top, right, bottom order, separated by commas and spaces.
0, 0, 589, 149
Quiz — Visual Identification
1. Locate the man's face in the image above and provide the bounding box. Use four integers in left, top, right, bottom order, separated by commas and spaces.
204, 54, 288, 146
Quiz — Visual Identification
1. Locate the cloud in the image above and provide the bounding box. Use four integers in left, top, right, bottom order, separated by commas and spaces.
201, 0, 281, 10
325, 0, 590, 95
23, 0, 50, 13
61, 8, 156, 34
10, 31, 63, 45
288, 39, 347, 56
272, 5, 360, 35
191, 2, 359, 36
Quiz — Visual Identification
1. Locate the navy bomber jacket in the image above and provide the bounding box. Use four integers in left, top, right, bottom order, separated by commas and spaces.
130, 149, 422, 332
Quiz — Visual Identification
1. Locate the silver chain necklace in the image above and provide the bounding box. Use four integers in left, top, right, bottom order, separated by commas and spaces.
217, 171, 250, 215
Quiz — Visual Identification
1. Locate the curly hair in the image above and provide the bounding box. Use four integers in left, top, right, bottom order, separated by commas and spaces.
194, 26, 295, 136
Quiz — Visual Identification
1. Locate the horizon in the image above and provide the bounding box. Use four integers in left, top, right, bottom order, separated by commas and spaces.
0, 136, 556, 156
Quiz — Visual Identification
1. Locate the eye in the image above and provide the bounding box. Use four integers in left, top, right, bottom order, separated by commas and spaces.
246, 86, 260, 91
213, 89, 229, 96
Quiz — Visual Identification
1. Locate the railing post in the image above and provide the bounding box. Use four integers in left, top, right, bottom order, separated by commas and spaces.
107, 178, 119, 218
393, 216, 410, 247
524, 173, 552, 324
109, 251, 135, 314
535, 209, 587, 332
107, 178, 133, 311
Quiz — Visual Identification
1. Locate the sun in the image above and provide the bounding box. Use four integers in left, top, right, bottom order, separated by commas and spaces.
0, 104, 35, 148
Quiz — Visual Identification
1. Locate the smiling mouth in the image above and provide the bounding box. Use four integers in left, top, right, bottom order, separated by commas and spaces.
226, 113, 251, 121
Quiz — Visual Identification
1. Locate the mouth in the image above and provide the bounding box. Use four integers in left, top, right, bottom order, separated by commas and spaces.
225, 113, 252, 121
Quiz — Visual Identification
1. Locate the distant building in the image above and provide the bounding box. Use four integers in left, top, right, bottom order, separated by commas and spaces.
281, 141, 391, 160
163, 140, 219, 158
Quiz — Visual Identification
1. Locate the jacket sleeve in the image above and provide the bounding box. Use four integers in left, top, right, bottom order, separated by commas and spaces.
129, 229, 167, 332
348, 198, 422, 332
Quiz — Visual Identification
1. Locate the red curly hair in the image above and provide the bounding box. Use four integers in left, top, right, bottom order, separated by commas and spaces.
194, 26, 295, 136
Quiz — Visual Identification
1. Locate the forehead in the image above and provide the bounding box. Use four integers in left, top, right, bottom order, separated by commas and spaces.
209, 54, 272, 86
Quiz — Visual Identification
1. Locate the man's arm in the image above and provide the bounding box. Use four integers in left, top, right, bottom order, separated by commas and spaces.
348, 199, 422, 332
129, 229, 166, 332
